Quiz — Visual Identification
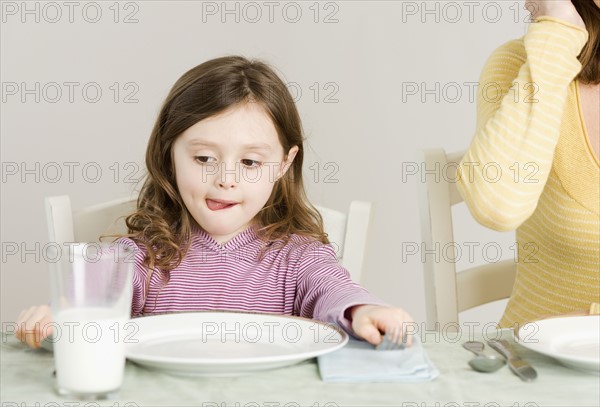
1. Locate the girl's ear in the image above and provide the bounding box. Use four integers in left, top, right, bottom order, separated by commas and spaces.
279, 146, 299, 178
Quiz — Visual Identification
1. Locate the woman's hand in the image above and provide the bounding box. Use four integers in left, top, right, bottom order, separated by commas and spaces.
350, 304, 414, 347
15, 305, 53, 349
526, 0, 585, 28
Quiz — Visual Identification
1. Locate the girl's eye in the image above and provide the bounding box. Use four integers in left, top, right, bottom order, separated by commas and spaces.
195, 156, 216, 164
241, 159, 261, 168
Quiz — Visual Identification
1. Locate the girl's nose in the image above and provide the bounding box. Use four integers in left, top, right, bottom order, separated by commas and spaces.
216, 163, 239, 189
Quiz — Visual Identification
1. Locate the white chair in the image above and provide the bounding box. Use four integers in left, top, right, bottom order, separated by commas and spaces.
45, 196, 372, 283
417, 149, 517, 330
45, 195, 136, 245
315, 201, 372, 283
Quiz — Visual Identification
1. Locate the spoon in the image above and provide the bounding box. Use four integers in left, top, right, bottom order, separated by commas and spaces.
462, 341, 506, 373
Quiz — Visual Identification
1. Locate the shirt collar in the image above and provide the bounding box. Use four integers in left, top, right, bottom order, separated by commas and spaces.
191, 223, 260, 252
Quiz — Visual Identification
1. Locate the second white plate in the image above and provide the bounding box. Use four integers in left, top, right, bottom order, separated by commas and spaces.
517, 315, 600, 374
125, 311, 348, 376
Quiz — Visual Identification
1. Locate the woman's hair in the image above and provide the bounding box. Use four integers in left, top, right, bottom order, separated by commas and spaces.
124, 56, 328, 283
573, 0, 600, 84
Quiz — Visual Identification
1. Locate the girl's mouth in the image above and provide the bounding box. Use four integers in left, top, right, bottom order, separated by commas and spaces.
206, 199, 239, 211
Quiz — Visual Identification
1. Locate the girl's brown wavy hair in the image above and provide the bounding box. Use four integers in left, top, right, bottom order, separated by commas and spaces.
124, 56, 328, 292
573, 0, 600, 84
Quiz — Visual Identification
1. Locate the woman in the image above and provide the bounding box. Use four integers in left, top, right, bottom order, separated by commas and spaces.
457, 0, 599, 328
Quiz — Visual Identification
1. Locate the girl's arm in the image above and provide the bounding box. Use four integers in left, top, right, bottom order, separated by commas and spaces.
457, 8, 588, 231
116, 237, 148, 317
294, 243, 414, 346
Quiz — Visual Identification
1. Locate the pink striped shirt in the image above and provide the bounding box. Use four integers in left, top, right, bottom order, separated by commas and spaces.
118, 226, 387, 336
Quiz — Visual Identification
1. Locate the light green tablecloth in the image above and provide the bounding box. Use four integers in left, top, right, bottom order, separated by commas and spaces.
1, 329, 598, 406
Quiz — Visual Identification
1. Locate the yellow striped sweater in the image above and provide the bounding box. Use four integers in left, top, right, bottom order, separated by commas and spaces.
457, 17, 600, 328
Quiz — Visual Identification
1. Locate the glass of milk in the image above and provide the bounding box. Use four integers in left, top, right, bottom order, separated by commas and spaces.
48, 242, 134, 399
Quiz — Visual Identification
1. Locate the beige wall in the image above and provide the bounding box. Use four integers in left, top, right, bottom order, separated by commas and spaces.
1, 1, 526, 327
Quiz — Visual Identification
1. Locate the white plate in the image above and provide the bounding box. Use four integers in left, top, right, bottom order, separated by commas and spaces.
125, 311, 348, 376
517, 316, 600, 374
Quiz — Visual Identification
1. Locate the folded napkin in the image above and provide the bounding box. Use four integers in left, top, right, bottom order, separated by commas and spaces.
318, 335, 439, 383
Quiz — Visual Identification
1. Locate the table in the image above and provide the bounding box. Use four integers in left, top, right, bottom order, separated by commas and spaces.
1, 329, 598, 407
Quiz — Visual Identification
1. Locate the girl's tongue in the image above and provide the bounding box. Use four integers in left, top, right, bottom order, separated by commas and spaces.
206, 199, 237, 211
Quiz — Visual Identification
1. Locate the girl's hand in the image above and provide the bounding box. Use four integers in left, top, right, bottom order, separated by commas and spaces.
525, 0, 585, 28
15, 305, 53, 349
350, 304, 414, 347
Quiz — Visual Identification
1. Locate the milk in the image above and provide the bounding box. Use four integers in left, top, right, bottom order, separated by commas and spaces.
53, 307, 128, 394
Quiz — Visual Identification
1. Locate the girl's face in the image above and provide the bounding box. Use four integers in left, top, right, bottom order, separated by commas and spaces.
172, 102, 298, 244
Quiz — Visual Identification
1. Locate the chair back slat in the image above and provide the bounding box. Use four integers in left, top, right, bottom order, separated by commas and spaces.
418, 149, 517, 330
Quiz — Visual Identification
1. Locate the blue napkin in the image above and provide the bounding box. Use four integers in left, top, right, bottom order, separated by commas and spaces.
317, 335, 439, 382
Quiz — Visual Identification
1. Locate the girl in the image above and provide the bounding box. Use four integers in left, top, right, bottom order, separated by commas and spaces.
457, 0, 599, 327
17, 56, 413, 349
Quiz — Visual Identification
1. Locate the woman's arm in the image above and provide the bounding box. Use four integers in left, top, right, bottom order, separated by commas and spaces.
457, 1, 588, 231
